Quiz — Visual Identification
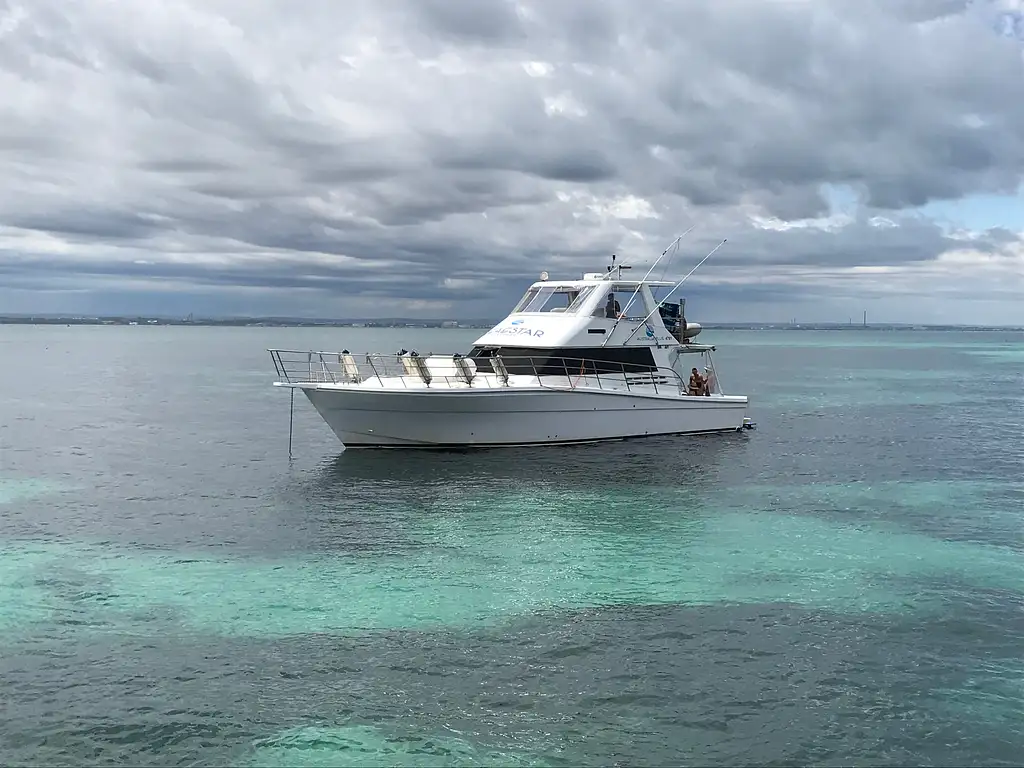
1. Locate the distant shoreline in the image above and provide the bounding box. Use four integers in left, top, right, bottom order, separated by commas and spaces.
0, 317, 1020, 332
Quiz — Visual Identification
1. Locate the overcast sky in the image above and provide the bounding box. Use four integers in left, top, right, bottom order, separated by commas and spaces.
1, 0, 1023, 324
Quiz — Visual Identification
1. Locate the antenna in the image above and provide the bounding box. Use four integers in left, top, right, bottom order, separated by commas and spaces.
618, 238, 728, 346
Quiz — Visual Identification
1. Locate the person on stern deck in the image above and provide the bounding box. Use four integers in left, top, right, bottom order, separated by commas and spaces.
689, 367, 709, 396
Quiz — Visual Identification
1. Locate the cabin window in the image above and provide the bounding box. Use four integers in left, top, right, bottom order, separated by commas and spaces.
512, 288, 540, 313
512, 285, 596, 314
566, 285, 597, 313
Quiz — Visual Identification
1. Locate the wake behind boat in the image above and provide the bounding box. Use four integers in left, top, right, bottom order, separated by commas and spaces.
269, 251, 752, 449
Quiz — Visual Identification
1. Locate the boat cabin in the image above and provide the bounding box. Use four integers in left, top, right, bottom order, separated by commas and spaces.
468, 269, 705, 377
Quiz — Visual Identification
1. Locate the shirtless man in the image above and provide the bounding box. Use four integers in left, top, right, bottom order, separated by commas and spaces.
688, 367, 707, 396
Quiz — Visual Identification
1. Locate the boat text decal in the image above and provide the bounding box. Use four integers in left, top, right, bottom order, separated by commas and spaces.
492, 323, 545, 338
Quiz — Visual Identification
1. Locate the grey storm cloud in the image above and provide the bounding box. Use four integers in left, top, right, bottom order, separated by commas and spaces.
0, 0, 1022, 320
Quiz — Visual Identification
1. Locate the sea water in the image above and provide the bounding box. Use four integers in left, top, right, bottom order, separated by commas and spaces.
0, 326, 1021, 766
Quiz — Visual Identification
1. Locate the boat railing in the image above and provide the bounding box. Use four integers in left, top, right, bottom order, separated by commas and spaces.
268, 349, 693, 395
269, 349, 430, 385
520, 356, 689, 396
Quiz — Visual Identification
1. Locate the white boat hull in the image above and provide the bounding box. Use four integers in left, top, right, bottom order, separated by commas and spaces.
299, 385, 749, 448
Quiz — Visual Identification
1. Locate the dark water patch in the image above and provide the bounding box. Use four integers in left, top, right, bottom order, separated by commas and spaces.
1, 599, 1022, 766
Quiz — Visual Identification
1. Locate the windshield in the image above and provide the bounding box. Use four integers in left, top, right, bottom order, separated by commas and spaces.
567, 285, 597, 312
511, 285, 595, 314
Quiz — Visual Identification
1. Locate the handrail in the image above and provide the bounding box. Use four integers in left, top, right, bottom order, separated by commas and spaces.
267, 348, 698, 395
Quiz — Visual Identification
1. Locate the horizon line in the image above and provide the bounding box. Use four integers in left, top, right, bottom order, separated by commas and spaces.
0, 314, 1021, 331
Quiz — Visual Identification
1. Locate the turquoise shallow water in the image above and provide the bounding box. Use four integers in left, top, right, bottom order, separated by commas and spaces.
0, 326, 1022, 766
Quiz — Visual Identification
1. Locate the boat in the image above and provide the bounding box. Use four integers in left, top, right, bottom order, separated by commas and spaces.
268, 255, 752, 449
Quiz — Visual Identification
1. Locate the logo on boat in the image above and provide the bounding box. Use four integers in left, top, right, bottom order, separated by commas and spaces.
644, 323, 655, 338
492, 322, 544, 337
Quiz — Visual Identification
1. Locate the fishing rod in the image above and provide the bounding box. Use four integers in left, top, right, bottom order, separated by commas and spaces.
600, 226, 696, 347
618, 238, 728, 346
618, 226, 694, 317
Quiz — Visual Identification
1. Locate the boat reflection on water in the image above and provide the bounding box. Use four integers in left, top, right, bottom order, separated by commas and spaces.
312, 428, 752, 491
